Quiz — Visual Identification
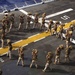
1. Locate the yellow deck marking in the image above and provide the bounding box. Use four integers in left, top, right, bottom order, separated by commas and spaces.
0, 20, 75, 55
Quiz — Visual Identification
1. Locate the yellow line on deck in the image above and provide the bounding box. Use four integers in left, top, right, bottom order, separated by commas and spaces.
0, 20, 75, 55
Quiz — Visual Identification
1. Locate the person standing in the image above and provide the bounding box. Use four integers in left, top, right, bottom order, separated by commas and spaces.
65, 28, 73, 42
17, 47, 25, 67
9, 13, 15, 32
30, 49, 38, 68
65, 45, 72, 62
57, 24, 64, 40
2, 14, 10, 33
43, 52, 53, 72
1, 21, 6, 36
26, 12, 32, 29
7, 39, 12, 59
46, 20, 53, 34
33, 13, 39, 28
40, 13, 46, 30
0, 69, 2, 75
52, 21, 59, 36
18, 15, 24, 30
54, 44, 64, 64
1, 33, 5, 48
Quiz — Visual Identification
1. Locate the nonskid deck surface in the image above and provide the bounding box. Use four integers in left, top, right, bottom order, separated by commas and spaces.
0, 0, 75, 75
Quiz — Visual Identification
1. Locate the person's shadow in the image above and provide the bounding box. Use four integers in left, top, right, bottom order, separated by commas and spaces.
61, 60, 75, 66
35, 65, 69, 74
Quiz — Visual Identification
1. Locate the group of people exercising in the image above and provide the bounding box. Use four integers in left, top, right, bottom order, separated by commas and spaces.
16, 22, 74, 72
0, 12, 75, 73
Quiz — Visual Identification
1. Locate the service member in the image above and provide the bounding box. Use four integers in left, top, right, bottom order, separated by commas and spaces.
1, 22, 6, 36
18, 15, 24, 30
7, 39, 12, 59
9, 13, 15, 32
57, 24, 64, 40
30, 49, 38, 68
65, 45, 72, 62
33, 13, 39, 28
65, 28, 73, 42
46, 20, 53, 34
17, 47, 25, 67
26, 12, 32, 29
40, 13, 46, 30
0, 69, 2, 75
2, 14, 10, 33
54, 44, 64, 64
1, 33, 5, 48
43, 52, 53, 72
52, 21, 59, 36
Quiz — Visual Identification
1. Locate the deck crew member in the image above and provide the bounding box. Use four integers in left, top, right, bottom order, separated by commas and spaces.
7, 39, 12, 59
65, 28, 73, 42
2, 14, 10, 33
30, 49, 38, 68
0, 69, 2, 75
18, 15, 24, 30
52, 21, 59, 36
1, 33, 5, 48
9, 13, 15, 32
26, 12, 32, 29
54, 44, 64, 64
46, 20, 53, 34
57, 24, 64, 40
65, 45, 72, 62
17, 47, 25, 67
33, 13, 39, 28
40, 13, 46, 30
43, 52, 53, 72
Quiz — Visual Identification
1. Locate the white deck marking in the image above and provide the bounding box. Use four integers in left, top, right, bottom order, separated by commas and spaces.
0, 43, 28, 56
19, 9, 75, 44
19, 9, 28, 15
20, 9, 48, 28
19, 9, 35, 19
70, 39, 75, 44
0, 58, 4, 62
0, 48, 3, 49
62, 33, 75, 44
34, 37, 45, 42
61, 15, 70, 20
0, 52, 8, 56
22, 44, 28, 47
46, 8, 73, 19
19, 9, 50, 28
28, 33, 40, 38
0, 8, 75, 56
12, 40, 23, 44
